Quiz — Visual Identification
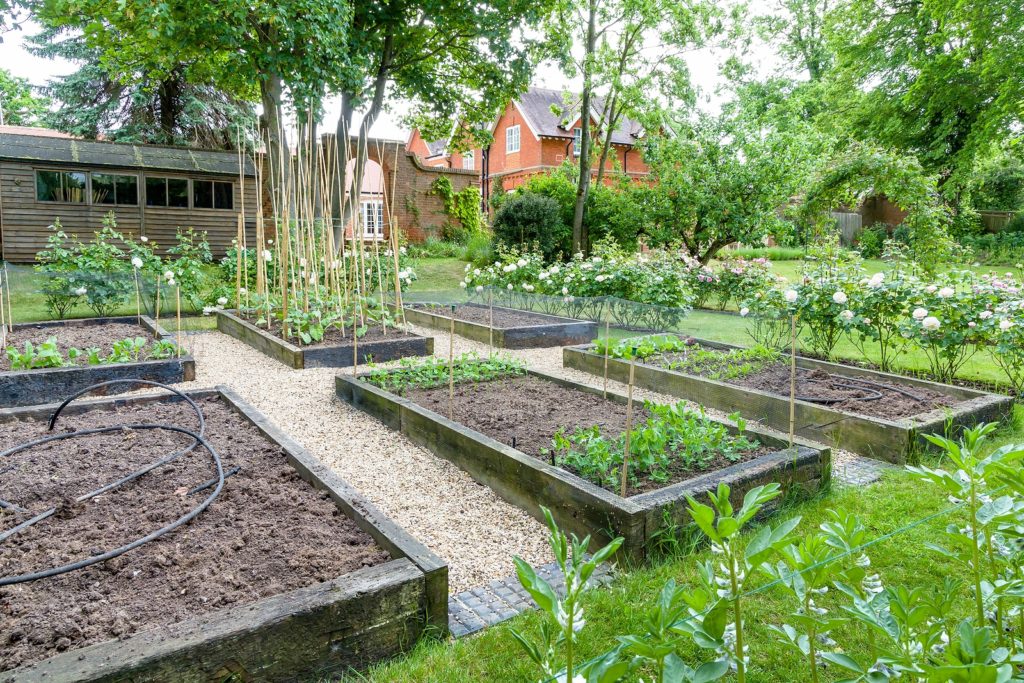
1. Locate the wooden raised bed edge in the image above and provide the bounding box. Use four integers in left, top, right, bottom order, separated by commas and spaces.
0, 386, 447, 683
215, 309, 434, 369
562, 339, 1014, 464
0, 316, 196, 409
336, 369, 829, 562
400, 303, 598, 349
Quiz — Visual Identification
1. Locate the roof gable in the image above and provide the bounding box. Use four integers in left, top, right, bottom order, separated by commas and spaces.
513, 87, 642, 146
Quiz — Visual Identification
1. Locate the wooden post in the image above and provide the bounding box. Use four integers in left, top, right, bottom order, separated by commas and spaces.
236, 214, 244, 311
619, 358, 636, 498
154, 275, 161, 339
789, 314, 798, 451
3, 263, 12, 332
602, 299, 611, 398
0, 275, 7, 347
176, 285, 183, 358
133, 269, 142, 326
448, 305, 456, 420
488, 289, 494, 358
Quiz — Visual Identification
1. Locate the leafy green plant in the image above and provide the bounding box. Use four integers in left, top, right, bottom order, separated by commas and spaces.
106, 336, 148, 363
34, 220, 81, 320
363, 353, 526, 395
148, 339, 178, 360
6, 337, 66, 370
73, 215, 134, 316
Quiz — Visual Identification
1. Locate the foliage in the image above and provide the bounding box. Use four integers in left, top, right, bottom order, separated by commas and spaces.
363, 353, 525, 395
165, 228, 214, 309
492, 193, 567, 261
72, 218, 134, 317
432, 176, 485, 241
548, 401, 759, 492
6, 337, 66, 370
596, 334, 780, 381
34, 221, 82, 320
855, 225, 888, 259
971, 153, 1024, 212
0, 66, 50, 125
959, 232, 1024, 267
5, 335, 177, 369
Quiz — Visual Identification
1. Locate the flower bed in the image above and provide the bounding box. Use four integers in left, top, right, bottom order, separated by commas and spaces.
0, 316, 194, 408
401, 302, 597, 349
215, 310, 433, 369
0, 385, 446, 681
337, 361, 828, 560
564, 335, 1014, 463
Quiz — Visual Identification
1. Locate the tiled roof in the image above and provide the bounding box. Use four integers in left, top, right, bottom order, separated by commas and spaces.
514, 87, 642, 146
0, 132, 255, 176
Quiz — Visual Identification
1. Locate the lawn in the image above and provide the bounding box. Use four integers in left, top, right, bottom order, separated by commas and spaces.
351, 461, 986, 682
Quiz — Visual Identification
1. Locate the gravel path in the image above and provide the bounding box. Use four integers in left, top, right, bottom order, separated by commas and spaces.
171, 325, 859, 594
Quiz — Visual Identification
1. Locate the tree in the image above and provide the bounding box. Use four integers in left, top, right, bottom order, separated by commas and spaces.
0, 67, 49, 125
830, 0, 1024, 204
642, 107, 818, 263
328, 0, 547, 246
544, 0, 716, 253
29, 31, 254, 148
753, 0, 834, 82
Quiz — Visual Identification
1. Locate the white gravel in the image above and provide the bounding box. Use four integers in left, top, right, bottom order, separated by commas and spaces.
172, 324, 855, 593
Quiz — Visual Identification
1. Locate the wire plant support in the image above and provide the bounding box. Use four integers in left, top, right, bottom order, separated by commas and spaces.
0, 379, 226, 586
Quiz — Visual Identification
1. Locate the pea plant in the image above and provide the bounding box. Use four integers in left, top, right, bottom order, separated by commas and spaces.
548, 402, 759, 493
363, 353, 525, 395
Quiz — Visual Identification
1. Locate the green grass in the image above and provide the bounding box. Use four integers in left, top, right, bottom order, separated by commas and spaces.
350, 463, 988, 682
408, 257, 469, 292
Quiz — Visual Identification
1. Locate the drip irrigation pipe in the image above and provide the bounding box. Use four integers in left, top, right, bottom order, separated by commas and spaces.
189, 465, 240, 495
0, 379, 224, 586
793, 368, 926, 405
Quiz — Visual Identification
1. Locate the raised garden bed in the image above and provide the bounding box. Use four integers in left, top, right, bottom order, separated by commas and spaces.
401, 302, 597, 349
337, 366, 828, 561
563, 336, 1014, 463
0, 384, 446, 682
215, 309, 433, 369
0, 316, 195, 408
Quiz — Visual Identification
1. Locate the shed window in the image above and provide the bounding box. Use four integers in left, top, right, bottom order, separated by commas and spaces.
146, 177, 189, 208
36, 170, 87, 203
193, 180, 234, 209
92, 173, 138, 205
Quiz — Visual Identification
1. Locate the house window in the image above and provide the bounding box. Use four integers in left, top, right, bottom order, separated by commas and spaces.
145, 177, 190, 208
193, 180, 234, 209
92, 173, 138, 205
36, 170, 87, 203
573, 127, 582, 156
463, 150, 474, 171
361, 201, 385, 238
506, 125, 520, 154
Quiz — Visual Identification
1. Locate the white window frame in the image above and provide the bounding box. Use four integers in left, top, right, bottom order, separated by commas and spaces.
361, 200, 385, 238
573, 127, 582, 156
462, 150, 474, 170
506, 125, 521, 154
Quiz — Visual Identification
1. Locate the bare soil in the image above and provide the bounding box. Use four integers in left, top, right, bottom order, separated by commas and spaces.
645, 348, 954, 419
0, 396, 389, 670
412, 304, 568, 329
0, 322, 159, 372
405, 374, 767, 496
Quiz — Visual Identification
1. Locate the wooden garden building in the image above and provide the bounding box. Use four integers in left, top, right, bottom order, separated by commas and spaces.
0, 128, 258, 262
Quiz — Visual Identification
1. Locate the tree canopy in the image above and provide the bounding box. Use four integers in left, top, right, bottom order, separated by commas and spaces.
0, 66, 49, 125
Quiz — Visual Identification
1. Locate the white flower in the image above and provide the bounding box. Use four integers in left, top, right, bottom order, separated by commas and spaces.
475, 285, 483, 293
74, 286, 87, 296
980, 310, 993, 320
592, 256, 602, 263
912, 307, 928, 321
267, 239, 273, 245
740, 307, 750, 317
922, 316, 940, 331
550, 266, 560, 275
863, 317, 872, 324
868, 273, 885, 288
1000, 319, 1014, 331
202, 306, 214, 315
459, 281, 467, 289
464, 275, 471, 283
925, 284, 937, 294
262, 249, 272, 261
167, 279, 177, 288
538, 271, 548, 280
131, 256, 143, 269
840, 309, 854, 321
216, 296, 228, 306
239, 287, 247, 295
562, 287, 569, 295
140, 235, 149, 243
595, 275, 606, 283
503, 264, 517, 273
833, 290, 848, 304
164, 270, 174, 280
523, 284, 534, 292
517, 259, 527, 268
507, 284, 513, 290
784, 289, 798, 303
299, 258, 307, 267
938, 287, 954, 298
754, 291, 762, 299
473, 269, 481, 276
464, 263, 470, 272
968, 321, 976, 328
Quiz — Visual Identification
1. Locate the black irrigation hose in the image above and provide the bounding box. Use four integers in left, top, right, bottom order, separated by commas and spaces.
793, 368, 926, 405
0, 379, 224, 586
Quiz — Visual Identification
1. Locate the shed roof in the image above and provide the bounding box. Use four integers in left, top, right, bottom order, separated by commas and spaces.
0, 132, 255, 177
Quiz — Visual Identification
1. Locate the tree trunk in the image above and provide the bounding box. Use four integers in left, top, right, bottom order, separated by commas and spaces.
571, 0, 597, 255
259, 71, 291, 221
595, 95, 620, 187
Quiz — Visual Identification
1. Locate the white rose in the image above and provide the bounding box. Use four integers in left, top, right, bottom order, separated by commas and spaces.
922, 316, 940, 331
140, 235, 149, 242
562, 287, 569, 295
980, 310, 993, 320
968, 321, 976, 328
459, 281, 467, 288
595, 275, 606, 282
473, 269, 481, 276
217, 296, 228, 306
938, 287, 954, 298
74, 286, 87, 296
863, 317, 872, 324
263, 249, 272, 261
833, 291, 848, 304
840, 309, 854, 321
1000, 319, 1014, 331
912, 307, 928, 320
507, 284, 513, 290
550, 266, 560, 274
475, 285, 483, 293
868, 273, 885, 288
131, 256, 143, 269
740, 307, 750, 317
517, 259, 527, 267
164, 270, 174, 280
784, 289, 798, 303
925, 284, 937, 293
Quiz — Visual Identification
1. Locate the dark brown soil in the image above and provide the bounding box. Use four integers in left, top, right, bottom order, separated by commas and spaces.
245, 315, 417, 349
645, 349, 954, 419
405, 375, 767, 496
412, 304, 566, 329
0, 397, 389, 670
0, 322, 160, 372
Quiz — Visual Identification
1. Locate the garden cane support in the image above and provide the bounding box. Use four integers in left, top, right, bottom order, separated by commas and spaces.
603, 300, 611, 399
176, 286, 183, 359
154, 275, 161, 339
449, 305, 456, 420
789, 313, 798, 453
619, 358, 636, 498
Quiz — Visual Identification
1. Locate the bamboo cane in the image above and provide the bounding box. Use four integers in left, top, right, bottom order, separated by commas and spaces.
789, 314, 798, 452
603, 299, 611, 398
235, 214, 243, 311
176, 285, 183, 358
620, 359, 636, 498
448, 307, 456, 420
133, 268, 142, 326
3, 263, 13, 332
154, 274, 161, 338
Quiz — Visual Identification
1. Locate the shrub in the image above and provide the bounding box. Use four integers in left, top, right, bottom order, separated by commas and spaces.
35, 220, 80, 319
73, 217, 133, 316
462, 232, 493, 265
854, 224, 887, 258
492, 192, 567, 261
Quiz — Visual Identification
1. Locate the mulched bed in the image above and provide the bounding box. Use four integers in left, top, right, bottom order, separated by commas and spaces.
645, 348, 955, 419
412, 304, 566, 329
405, 374, 768, 496
0, 322, 160, 372
243, 316, 418, 349
0, 397, 389, 670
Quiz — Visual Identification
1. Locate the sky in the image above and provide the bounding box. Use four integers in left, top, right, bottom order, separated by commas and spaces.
0, 8, 782, 140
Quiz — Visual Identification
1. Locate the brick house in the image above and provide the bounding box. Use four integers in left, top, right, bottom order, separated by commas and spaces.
407, 87, 649, 207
